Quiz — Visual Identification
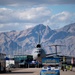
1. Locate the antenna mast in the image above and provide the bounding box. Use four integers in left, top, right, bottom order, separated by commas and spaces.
38, 31, 40, 44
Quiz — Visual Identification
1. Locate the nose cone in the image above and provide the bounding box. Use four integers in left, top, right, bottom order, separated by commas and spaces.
38, 54, 41, 57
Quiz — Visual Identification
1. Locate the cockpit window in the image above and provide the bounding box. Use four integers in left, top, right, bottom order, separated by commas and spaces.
35, 51, 41, 53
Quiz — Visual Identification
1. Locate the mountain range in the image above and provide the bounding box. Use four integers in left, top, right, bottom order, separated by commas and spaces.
0, 23, 75, 57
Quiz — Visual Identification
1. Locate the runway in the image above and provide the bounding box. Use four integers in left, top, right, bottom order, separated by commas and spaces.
1, 68, 75, 75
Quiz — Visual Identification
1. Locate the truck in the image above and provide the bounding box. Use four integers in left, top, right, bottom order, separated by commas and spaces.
40, 57, 60, 75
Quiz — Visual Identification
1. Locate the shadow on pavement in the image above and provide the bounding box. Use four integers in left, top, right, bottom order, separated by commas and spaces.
1, 72, 34, 74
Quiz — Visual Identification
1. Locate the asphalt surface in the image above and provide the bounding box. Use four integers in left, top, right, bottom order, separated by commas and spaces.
0, 67, 75, 75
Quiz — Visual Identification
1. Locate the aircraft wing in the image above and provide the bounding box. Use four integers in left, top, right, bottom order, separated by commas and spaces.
46, 52, 61, 56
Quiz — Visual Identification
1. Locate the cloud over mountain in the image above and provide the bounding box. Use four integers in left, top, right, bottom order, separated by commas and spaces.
0, 7, 75, 32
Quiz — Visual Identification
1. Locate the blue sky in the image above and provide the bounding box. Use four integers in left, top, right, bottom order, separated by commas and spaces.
0, 0, 75, 32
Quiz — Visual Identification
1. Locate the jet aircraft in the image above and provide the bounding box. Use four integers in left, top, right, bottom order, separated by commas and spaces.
31, 33, 62, 61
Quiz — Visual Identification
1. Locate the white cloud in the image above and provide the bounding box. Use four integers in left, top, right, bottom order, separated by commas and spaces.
24, 24, 35, 29
0, 23, 20, 32
51, 11, 71, 22
17, 7, 51, 21
0, 7, 51, 23
0, 24, 4, 28
0, 8, 15, 23
44, 11, 75, 29
0, 7, 51, 31
0, 7, 75, 31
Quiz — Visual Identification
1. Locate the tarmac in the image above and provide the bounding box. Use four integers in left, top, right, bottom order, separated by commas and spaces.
0, 67, 75, 75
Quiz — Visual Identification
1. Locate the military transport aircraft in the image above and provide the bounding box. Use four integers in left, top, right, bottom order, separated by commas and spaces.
31, 33, 62, 61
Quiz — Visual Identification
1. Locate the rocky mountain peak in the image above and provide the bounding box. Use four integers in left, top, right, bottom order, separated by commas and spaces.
60, 23, 75, 33
0, 23, 75, 57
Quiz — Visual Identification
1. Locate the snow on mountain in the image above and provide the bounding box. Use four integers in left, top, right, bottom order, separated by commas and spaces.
0, 23, 75, 57
58, 23, 75, 33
